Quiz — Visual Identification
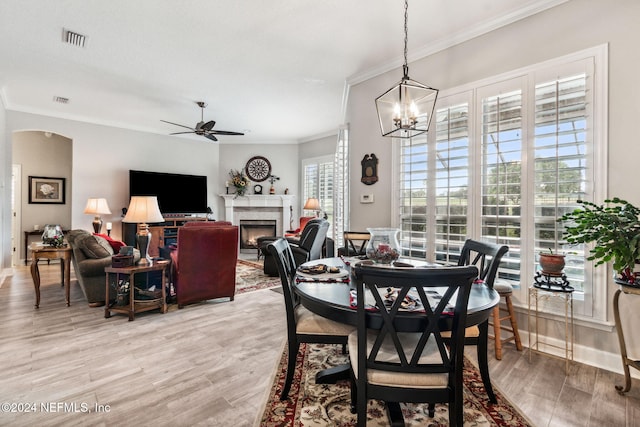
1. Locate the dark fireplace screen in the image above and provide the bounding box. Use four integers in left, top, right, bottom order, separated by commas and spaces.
239, 220, 277, 249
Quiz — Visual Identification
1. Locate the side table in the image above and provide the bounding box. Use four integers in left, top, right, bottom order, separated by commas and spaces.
105, 261, 168, 321
30, 243, 72, 308
528, 285, 574, 374
24, 229, 70, 265
613, 283, 640, 394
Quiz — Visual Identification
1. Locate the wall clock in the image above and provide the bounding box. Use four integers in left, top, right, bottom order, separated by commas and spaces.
245, 156, 272, 182
254, 184, 263, 194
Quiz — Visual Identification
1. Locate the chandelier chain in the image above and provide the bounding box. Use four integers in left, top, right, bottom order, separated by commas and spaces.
403, 0, 409, 78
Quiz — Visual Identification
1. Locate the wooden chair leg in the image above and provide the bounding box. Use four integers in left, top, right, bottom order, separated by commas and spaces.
505, 295, 523, 351
492, 305, 503, 360
280, 341, 299, 400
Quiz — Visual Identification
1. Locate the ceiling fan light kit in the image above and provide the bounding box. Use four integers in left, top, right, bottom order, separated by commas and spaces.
375, 0, 438, 139
161, 101, 244, 141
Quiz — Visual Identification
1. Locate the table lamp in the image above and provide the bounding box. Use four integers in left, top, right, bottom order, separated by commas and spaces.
84, 198, 112, 234
122, 196, 164, 265
303, 197, 321, 217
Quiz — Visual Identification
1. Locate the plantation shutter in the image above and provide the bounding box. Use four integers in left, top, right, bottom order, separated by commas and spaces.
398, 137, 428, 259
434, 102, 470, 264
534, 72, 590, 293
479, 86, 523, 283
333, 126, 349, 248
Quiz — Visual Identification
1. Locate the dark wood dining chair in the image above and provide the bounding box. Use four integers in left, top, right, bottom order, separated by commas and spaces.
337, 231, 370, 257
266, 238, 354, 400
448, 238, 510, 403
349, 264, 478, 427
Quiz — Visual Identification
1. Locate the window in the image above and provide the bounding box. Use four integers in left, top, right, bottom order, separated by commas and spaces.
394, 46, 607, 320
333, 126, 350, 247
302, 155, 335, 239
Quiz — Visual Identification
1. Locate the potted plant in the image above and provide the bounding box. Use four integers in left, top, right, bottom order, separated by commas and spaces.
539, 248, 566, 275
558, 197, 640, 286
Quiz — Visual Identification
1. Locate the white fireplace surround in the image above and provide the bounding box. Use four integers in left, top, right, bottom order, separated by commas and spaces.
220, 195, 295, 238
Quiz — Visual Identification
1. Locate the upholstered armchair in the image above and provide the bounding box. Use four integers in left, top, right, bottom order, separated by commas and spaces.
261, 218, 330, 276
170, 222, 238, 308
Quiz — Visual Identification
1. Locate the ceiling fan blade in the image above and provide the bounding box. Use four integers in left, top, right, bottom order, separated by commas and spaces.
210, 130, 245, 136
170, 131, 196, 135
160, 119, 195, 131
204, 133, 218, 142
201, 120, 216, 131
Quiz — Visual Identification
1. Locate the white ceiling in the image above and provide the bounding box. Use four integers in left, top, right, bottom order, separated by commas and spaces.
0, 0, 566, 143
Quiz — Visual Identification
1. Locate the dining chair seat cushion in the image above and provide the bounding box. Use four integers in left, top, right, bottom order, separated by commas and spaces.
295, 305, 355, 336
440, 324, 479, 339
348, 330, 448, 388
494, 281, 514, 295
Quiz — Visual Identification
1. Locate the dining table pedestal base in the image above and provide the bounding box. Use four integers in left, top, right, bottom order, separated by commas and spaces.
315, 363, 350, 384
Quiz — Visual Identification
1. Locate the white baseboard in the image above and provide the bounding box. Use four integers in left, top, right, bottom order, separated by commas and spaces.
519, 330, 640, 380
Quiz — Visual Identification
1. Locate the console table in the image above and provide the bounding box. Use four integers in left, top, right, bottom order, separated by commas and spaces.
24, 228, 70, 265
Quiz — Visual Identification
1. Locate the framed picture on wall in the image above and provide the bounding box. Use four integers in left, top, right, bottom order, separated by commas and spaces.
28, 176, 66, 204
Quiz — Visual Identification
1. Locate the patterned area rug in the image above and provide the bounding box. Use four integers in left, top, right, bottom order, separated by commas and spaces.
258, 343, 534, 427
236, 259, 280, 294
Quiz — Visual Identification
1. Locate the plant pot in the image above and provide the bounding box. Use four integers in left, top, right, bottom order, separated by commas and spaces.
539, 253, 565, 275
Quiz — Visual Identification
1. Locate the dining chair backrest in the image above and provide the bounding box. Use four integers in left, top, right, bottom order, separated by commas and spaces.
350, 264, 478, 426
457, 239, 509, 289
266, 238, 299, 334
338, 231, 370, 257
297, 218, 329, 261
351, 264, 478, 376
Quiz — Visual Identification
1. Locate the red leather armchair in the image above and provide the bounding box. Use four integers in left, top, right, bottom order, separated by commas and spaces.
170, 221, 238, 308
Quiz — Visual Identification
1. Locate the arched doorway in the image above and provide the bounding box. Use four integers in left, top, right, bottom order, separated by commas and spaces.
12, 131, 72, 266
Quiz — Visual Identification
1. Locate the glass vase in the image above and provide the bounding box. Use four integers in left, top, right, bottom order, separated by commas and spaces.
42, 224, 64, 247
365, 227, 401, 264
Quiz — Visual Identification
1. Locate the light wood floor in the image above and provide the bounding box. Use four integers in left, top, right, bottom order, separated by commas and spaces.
1, 263, 639, 426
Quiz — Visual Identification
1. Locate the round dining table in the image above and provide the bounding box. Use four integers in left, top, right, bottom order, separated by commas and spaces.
294, 256, 501, 404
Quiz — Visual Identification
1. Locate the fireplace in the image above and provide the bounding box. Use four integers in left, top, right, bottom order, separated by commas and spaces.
240, 220, 277, 251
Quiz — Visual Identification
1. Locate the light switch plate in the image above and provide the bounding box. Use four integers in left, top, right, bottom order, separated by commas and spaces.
360, 194, 374, 204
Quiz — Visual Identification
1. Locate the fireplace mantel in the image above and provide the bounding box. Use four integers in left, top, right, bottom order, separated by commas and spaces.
219, 194, 295, 236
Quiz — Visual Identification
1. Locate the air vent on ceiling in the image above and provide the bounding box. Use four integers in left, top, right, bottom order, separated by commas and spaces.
53, 96, 69, 104
63, 29, 86, 47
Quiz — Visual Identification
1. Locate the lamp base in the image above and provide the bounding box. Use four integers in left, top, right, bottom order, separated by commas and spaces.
92, 216, 102, 234
136, 224, 153, 265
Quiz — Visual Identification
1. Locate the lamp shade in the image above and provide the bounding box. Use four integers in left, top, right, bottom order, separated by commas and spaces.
122, 196, 164, 224
83, 198, 111, 215
303, 197, 320, 211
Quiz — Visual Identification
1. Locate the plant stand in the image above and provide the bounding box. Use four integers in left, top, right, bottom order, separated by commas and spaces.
528, 282, 574, 374
613, 283, 640, 394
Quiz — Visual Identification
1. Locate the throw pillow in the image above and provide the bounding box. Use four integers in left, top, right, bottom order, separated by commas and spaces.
78, 234, 113, 259
94, 233, 126, 252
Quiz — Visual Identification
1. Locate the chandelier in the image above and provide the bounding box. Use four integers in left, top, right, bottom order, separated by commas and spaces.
375, 0, 438, 138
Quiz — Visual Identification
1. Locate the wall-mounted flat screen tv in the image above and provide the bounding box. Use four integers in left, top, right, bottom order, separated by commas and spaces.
129, 170, 208, 214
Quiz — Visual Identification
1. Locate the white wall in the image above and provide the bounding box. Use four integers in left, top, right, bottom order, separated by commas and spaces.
345, 0, 640, 374
5, 111, 223, 245
218, 143, 300, 218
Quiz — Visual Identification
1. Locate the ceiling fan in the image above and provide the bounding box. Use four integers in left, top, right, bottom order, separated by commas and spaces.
161, 101, 244, 141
